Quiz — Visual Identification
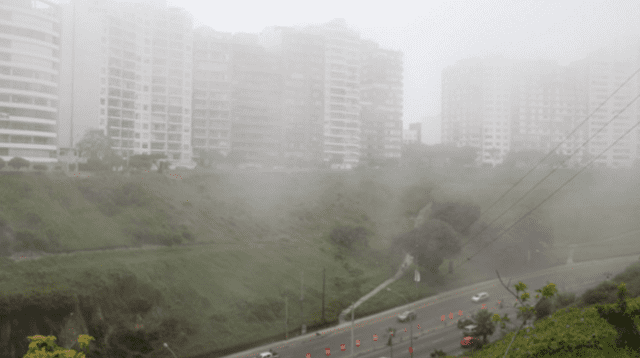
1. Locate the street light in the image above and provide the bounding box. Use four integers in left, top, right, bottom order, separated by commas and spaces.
163, 342, 178, 358
386, 288, 413, 358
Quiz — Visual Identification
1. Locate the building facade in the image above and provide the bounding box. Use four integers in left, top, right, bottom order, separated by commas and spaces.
59, 0, 195, 167
306, 19, 362, 169
510, 60, 588, 167
229, 34, 283, 162
442, 57, 513, 166
569, 37, 640, 168
0, 0, 61, 164
259, 26, 325, 165
191, 26, 233, 159
360, 39, 403, 165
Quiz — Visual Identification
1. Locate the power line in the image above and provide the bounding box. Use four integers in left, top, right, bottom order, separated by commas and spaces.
453, 92, 640, 271
457, 65, 640, 243
458, 80, 640, 251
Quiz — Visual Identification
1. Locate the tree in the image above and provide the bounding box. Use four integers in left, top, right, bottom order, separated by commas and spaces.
456, 309, 496, 345
33, 164, 47, 171
8, 156, 30, 170
22, 334, 94, 358
129, 154, 153, 170
429, 201, 481, 235
595, 282, 640, 351
493, 271, 558, 357
195, 149, 224, 168
148, 153, 168, 174
394, 219, 461, 279
76, 129, 113, 160
430, 349, 447, 357
508, 207, 554, 265
329, 225, 371, 252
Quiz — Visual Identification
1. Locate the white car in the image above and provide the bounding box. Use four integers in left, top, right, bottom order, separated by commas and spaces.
397, 310, 417, 322
463, 324, 478, 336
471, 292, 489, 302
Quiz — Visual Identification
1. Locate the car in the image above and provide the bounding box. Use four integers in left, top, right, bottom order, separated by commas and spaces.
397, 310, 416, 322
461, 336, 482, 349
471, 292, 489, 302
462, 324, 478, 336
258, 351, 279, 358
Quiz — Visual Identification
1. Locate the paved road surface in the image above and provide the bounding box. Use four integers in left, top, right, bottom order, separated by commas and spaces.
226, 254, 639, 358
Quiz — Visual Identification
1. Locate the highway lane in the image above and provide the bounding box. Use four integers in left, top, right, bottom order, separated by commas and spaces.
230, 254, 639, 358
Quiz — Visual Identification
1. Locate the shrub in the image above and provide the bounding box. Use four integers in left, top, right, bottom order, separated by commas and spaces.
13, 230, 50, 252
0, 157, 5, 170
581, 281, 619, 306
555, 292, 576, 309
22, 334, 94, 358
33, 164, 47, 171
329, 224, 370, 250
8, 157, 30, 170
534, 296, 554, 321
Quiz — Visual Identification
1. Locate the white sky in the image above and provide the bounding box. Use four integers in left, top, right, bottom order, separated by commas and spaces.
167, 0, 640, 144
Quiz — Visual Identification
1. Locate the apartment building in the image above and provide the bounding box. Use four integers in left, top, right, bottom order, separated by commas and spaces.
510, 60, 588, 167
305, 19, 362, 169
191, 26, 232, 159
360, 39, 403, 165
0, 0, 61, 164
59, 0, 195, 167
442, 57, 513, 166
569, 37, 640, 168
259, 26, 325, 165
229, 33, 283, 162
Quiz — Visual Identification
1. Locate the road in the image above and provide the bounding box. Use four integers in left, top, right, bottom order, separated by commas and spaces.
227, 253, 639, 358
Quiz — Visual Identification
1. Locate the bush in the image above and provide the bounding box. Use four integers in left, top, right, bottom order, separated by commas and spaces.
581, 281, 619, 306
22, 334, 94, 358
0, 157, 5, 170
8, 157, 30, 170
555, 292, 577, 309
33, 164, 47, 171
534, 296, 554, 321
329, 225, 370, 250
13, 230, 50, 252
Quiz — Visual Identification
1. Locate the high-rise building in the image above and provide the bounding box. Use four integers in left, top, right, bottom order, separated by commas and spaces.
59, 0, 195, 167
441, 57, 513, 166
229, 34, 283, 162
306, 19, 362, 169
0, 0, 62, 164
259, 26, 325, 165
191, 26, 233, 159
510, 60, 588, 167
569, 37, 640, 168
360, 39, 403, 165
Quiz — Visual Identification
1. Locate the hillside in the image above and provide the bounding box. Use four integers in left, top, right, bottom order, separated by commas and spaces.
1, 166, 640, 357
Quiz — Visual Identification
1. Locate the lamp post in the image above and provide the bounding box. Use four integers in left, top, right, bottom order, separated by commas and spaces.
163, 342, 178, 358
386, 288, 413, 358
350, 302, 355, 358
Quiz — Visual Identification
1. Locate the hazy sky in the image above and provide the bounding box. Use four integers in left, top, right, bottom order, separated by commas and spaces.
167, 0, 640, 144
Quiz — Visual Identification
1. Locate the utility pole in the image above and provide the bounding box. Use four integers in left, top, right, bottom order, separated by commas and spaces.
70, 0, 77, 173
285, 296, 288, 340
350, 302, 354, 358
300, 271, 304, 335
322, 267, 326, 323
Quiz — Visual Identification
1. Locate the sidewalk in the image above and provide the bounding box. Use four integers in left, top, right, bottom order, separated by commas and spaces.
338, 253, 414, 324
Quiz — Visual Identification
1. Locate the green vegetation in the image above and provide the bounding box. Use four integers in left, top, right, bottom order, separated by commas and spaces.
2, 165, 640, 357
22, 335, 94, 358
438, 261, 640, 357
